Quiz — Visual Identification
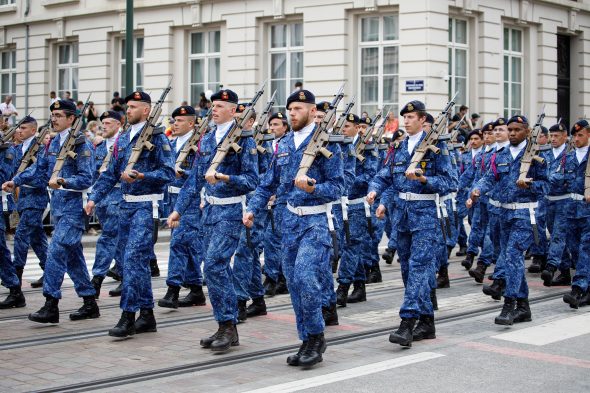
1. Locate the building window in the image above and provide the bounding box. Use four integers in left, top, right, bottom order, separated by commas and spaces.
503, 27, 523, 118
0, 49, 16, 105
57, 43, 78, 101
448, 18, 468, 111
0, 0, 16, 5
189, 30, 221, 107
269, 23, 303, 111
358, 15, 399, 116
120, 37, 144, 93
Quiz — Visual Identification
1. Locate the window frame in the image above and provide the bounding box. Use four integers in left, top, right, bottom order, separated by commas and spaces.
0, 48, 16, 106
188, 30, 221, 107
56, 42, 79, 101
503, 26, 524, 118
448, 17, 469, 112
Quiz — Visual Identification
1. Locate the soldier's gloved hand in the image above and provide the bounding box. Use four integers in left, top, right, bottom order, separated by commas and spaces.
294, 175, 316, 193
121, 171, 139, 183
167, 211, 181, 228
243, 212, 254, 228
2, 181, 14, 193
469, 189, 480, 204
366, 191, 377, 205
516, 178, 532, 189
405, 169, 427, 183
466, 198, 473, 209
375, 204, 387, 219
48, 178, 64, 190
85, 200, 95, 216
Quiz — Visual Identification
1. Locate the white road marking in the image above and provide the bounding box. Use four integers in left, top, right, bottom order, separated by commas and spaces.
243, 352, 445, 393
492, 313, 590, 346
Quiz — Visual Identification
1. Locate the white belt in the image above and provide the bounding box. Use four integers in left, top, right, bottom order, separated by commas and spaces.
348, 196, 372, 218
168, 186, 182, 194
54, 186, 91, 207
571, 194, 585, 201
489, 199, 501, 208
340, 196, 349, 221
1, 191, 9, 211
545, 194, 574, 202
398, 192, 438, 202
123, 193, 164, 219
287, 202, 335, 231
500, 201, 538, 227
205, 194, 247, 216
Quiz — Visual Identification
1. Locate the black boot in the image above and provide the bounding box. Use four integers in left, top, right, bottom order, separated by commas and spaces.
246, 297, 267, 318
106, 266, 121, 281
541, 265, 557, 287
108, 311, 136, 337
178, 285, 207, 307
483, 279, 505, 300
336, 283, 350, 307
579, 290, 590, 307
298, 333, 326, 367
430, 288, 438, 311
563, 286, 584, 309
469, 262, 487, 284
413, 315, 436, 341
28, 296, 59, 323
447, 245, 454, 258
389, 318, 416, 347
513, 298, 532, 323
287, 341, 308, 366
30, 274, 44, 289
135, 308, 157, 333
456, 245, 467, 257
347, 281, 366, 303
461, 253, 476, 270
237, 300, 247, 322
436, 266, 450, 289
322, 303, 339, 326
91, 276, 104, 299
551, 270, 572, 286
0, 287, 26, 309
368, 264, 382, 284
69, 296, 100, 321
331, 255, 339, 273
16, 268, 23, 287
150, 259, 160, 277
276, 275, 289, 294
382, 247, 396, 265
158, 285, 180, 309
209, 321, 239, 352
263, 277, 277, 297
494, 297, 516, 325
527, 255, 546, 273
109, 283, 122, 297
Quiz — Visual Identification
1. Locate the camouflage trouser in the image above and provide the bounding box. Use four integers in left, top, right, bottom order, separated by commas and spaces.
233, 211, 267, 302
337, 206, 368, 284
569, 216, 590, 291
92, 203, 122, 277
13, 208, 47, 269
499, 216, 532, 299
166, 212, 203, 288
0, 215, 18, 289
262, 204, 285, 282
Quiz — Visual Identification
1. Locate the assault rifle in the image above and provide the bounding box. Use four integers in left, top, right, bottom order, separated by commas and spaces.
99, 120, 129, 174
204, 79, 267, 178
331, 96, 356, 136
49, 95, 91, 185
353, 109, 384, 163
16, 118, 52, 175
125, 81, 172, 177
252, 90, 277, 155
175, 109, 212, 175
2, 111, 34, 144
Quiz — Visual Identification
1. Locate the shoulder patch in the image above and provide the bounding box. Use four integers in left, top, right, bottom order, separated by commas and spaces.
277, 152, 289, 158
250, 148, 258, 155
162, 143, 171, 152
82, 150, 91, 157
6, 153, 14, 161
442, 149, 449, 156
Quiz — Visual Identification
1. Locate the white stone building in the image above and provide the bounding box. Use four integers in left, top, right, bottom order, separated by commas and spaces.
0, 0, 589, 126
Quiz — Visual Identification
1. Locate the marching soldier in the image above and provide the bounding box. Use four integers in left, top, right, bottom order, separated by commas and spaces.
244, 89, 344, 367
158, 105, 206, 309
368, 100, 453, 347
21, 100, 99, 323
470, 115, 548, 325
86, 91, 175, 337
89, 110, 124, 298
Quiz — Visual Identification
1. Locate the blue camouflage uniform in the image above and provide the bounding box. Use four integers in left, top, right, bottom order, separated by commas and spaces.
456, 149, 473, 248
474, 138, 548, 300
11, 137, 49, 274
0, 144, 18, 289
370, 131, 453, 319
367, 142, 387, 272
90, 122, 175, 312
25, 129, 96, 300
247, 126, 344, 341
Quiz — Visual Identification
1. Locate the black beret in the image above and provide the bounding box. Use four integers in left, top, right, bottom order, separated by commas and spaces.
124, 91, 152, 104
400, 100, 426, 116
171, 105, 197, 118
540, 126, 549, 135
269, 112, 287, 124
286, 89, 315, 109
211, 89, 239, 104
572, 119, 589, 134
482, 122, 495, 133
235, 103, 249, 114
471, 113, 480, 119
20, 115, 37, 125
507, 115, 529, 126
360, 116, 372, 126
50, 99, 77, 114
345, 113, 360, 124
99, 110, 122, 122
467, 129, 483, 140
493, 117, 507, 128
425, 113, 435, 124
316, 101, 333, 113
549, 123, 567, 133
